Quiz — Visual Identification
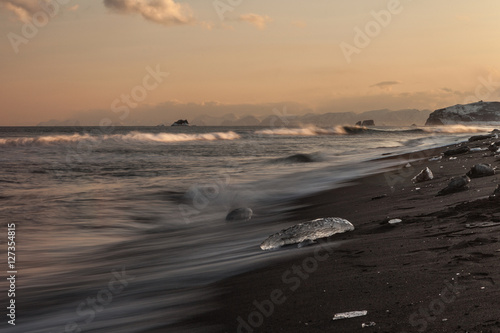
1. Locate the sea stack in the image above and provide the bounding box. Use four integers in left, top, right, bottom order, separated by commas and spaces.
171, 119, 189, 126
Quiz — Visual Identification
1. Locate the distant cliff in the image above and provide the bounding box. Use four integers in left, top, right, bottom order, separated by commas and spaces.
425, 101, 500, 125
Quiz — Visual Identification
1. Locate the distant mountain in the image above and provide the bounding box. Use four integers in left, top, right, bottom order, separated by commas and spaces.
188, 109, 431, 127
37, 108, 432, 127
37, 119, 81, 126
221, 115, 261, 126
295, 109, 431, 127
191, 113, 238, 126
425, 101, 500, 125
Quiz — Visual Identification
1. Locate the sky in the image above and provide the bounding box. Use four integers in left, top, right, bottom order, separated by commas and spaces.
1, 0, 500, 125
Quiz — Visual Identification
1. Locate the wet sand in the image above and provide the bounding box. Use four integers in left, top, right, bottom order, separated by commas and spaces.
207, 135, 500, 333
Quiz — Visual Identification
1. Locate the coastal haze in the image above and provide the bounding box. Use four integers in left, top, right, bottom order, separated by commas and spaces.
3, 1, 500, 333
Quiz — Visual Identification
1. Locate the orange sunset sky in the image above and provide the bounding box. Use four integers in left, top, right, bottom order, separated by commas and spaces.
1, 0, 500, 125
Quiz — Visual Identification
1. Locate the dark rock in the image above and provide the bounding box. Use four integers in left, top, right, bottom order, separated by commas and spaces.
443, 146, 470, 156
468, 134, 494, 142
488, 141, 500, 152
490, 185, 500, 199
278, 153, 318, 163
171, 119, 189, 126
466, 164, 495, 178
425, 117, 444, 126
494, 184, 500, 195
437, 175, 470, 196
412, 167, 434, 183
225, 208, 253, 221
355, 121, 362, 126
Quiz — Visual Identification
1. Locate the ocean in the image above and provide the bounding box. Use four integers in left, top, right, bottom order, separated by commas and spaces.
0, 124, 495, 332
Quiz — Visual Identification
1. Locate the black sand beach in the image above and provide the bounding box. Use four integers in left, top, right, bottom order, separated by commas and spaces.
208, 135, 500, 333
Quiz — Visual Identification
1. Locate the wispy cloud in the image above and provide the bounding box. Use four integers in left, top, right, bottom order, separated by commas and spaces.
371, 81, 402, 91
238, 13, 272, 30
0, 0, 42, 21
103, 0, 194, 26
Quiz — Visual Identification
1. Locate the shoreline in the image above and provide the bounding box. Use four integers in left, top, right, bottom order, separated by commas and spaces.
203, 133, 500, 332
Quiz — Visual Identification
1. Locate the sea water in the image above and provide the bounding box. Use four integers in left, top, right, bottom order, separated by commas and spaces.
0, 124, 493, 332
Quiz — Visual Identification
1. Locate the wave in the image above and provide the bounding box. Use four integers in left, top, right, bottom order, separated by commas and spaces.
0, 131, 241, 146
422, 125, 495, 134
272, 152, 324, 164
255, 125, 368, 136
256, 124, 495, 136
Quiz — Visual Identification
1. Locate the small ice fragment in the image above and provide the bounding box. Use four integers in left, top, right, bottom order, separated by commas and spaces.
429, 156, 442, 161
405, 163, 411, 168
481, 287, 485, 290
415, 187, 420, 190
388, 219, 402, 225
470, 148, 483, 152
362, 322, 376, 328
449, 157, 457, 160
332, 310, 368, 321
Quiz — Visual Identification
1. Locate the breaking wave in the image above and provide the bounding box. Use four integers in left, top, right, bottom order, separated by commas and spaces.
0, 131, 241, 146
255, 125, 367, 136
422, 125, 495, 134
256, 124, 495, 136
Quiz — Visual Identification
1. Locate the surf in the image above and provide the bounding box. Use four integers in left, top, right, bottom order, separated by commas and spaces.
0, 131, 241, 146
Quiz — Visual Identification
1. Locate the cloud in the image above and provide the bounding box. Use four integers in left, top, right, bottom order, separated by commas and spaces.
103, 0, 194, 26
0, 0, 43, 21
238, 13, 272, 30
371, 81, 402, 91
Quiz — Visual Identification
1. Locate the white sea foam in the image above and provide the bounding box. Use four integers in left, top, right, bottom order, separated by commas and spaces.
423, 125, 494, 133
255, 125, 350, 136
0, 131, 241, 146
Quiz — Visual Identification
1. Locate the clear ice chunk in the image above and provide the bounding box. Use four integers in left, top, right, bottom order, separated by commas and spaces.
260, 217, 354, 250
